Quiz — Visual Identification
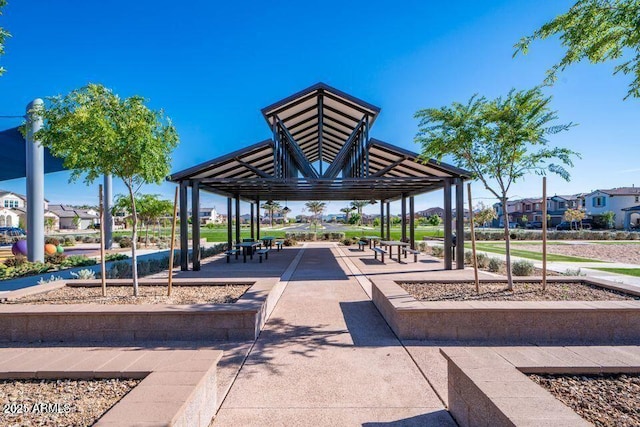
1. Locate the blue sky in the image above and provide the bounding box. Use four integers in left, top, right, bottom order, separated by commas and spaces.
0, 0, 637, 216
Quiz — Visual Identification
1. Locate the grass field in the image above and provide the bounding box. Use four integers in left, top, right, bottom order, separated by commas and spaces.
465, 242, 603, 263
591, 268, 640, 277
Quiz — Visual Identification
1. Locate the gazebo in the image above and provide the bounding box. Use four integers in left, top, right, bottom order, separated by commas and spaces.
168, 83, 470, 271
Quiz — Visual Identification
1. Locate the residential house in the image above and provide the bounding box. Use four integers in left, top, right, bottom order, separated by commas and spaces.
547, 194, 585, 227
49, 205, 99, 230
0, 190, 57, 230
198, 207, 221, 224
416, 207, 444, 219
584, 186, 640, 229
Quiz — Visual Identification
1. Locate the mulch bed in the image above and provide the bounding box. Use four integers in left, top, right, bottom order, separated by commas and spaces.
398, 281, 639, 301
6, 285, 251, 305
0, 378, 140, 426
530, 373, 640, 427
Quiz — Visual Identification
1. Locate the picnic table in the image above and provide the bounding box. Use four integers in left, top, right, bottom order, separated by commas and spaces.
234, 241, 261, 262
260, 236, 276, 248
362, 236, 382, 249
379, 240, 410, 262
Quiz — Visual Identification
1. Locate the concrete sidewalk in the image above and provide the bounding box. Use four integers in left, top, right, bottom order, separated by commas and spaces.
214, 243, 453, 426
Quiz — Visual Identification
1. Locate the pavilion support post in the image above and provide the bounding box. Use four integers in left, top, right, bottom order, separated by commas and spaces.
256, 196, 261, 239
179, 181, 189, 271
235, 196, 240, 243
227, 197, 232, 249
455, 178, 465, 270
250, 203, 255, 239
26, 99, 45, 263
385, 202, 391, 240
380, 200, 385, 238
409, 196, 415, 249
103, 174, 113, 249
444, 178, 453, 270
191, 180, 201, 271
401, 194, 407, 242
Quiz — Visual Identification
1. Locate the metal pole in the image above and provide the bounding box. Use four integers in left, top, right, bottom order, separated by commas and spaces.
250, 203, 255, 239
99, 184, 106, 296
168, 187, 179, 296
235, 196, 240, 243
191, 180, 201, 271
542, 177, 548, 291
256, 196, 261, 240
409, 196, 415, 249
227, 197, 232, 248
103, 174, 113, 249
385, 202, 391, 240
456, 179, 465, 269
444, 179, 452, 270
401, 194, 407, 242
467, 183, 480, 293
179, 181, 189, 271
26, 99, 45, 263
380, 200, 385, 238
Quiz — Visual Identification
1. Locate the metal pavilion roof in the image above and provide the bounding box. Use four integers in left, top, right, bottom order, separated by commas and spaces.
169, 83, 470, 201
0, 127, 67, 181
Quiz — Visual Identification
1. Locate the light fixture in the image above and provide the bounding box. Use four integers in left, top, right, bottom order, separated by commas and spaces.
369, 199, 377, 205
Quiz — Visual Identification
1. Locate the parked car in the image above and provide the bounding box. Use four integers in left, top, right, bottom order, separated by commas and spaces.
556, 220, 591, 231
525, 221, 543, 229
0, 227, 26, 245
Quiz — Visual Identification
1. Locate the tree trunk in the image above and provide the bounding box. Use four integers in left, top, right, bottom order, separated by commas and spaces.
127, 185, 140, 297
501, 197, 514, 290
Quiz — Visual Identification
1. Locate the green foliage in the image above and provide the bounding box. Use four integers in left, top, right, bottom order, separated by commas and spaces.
70, 269, 96, 280
4, 255, 27, 267
0, 0, 9, 76
260, 201, 282, 227
474, 204, 498, 227
488, 257, 503, 272
341, 238, 353, 246
45, 253, 67, 265
372, 217, 381, 227
305, 201, 326, 219
118, 237, 132, 248
61, 255, 97, 268
426, 214, 442, 226
391, 216, 402, 225
348, 213, 361, 225
511, 260, 535, 276
105, 253, 129, 262
476, 252, 489, 268
283, 238, 296, 247
515, 0, 640, 99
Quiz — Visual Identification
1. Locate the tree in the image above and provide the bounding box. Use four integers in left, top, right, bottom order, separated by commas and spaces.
72, 214, 81, 230
601, 210, 616, 229
348, 213, 361, 225
34, 84, 178, 296
340, 206, 354, 224
515, 0, 640, 99
350, 200, 370, 226
260, 201, 281, 228
44, 217, 55, 233
415, 87, 578, 289
564, 208, 586, 229
474, 205, 498, 227
114, 193, 172, 246
426, 214, 442, 226
0, 0, 10, 76
305, 201, 326, 231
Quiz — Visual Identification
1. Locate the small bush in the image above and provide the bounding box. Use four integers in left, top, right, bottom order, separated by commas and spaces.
464, 250, 473, 265
4, 255, 27, 268
62, 255, 97, 268
118, 237, 132, 248
341, 238, 353, 246
562, 268, 585, 276
431, 246, 444, 258
105, 253, 129, 262
37, 275, 63, 285
75, 235, 83, 242
112, 235, 123, 243
417, 242, 427, 252
476, 253, 489, 268
82, 236, 95, 243
63, 237, 75, 247
283, 238, 296, 247
70, 269, 96, 280
488, 257, 503, 273
45, 237, 60, 246
512, 260, 534, 276
45, 253, 67, 265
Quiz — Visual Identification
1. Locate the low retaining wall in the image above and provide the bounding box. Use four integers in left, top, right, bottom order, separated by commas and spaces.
0, 278, 286, 343
372, 277, 640, 344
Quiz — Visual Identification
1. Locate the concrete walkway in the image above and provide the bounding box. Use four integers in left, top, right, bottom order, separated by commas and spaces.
214, 243, 454, 426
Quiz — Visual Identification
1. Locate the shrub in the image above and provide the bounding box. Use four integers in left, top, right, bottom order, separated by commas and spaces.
283, 238, 296, 247
464, 250, 473, 265
105, 253, 129, 262
512, 260, 534, 276
476, 253, 489, 268
4, 255, 27, 268
37, 275, 63, 285
431, 246, 444, 258
118, 237, 132, 248
70, 269, 96, 280
62, 255, 97, 268
341, 238, 353, 246
45, 237, 60, 246
488, 257, 503, 273
82, 236, 95, 243
562, 268, 585, 276
113, 235, 123, 243
63, 237, 75, 247
45, 253, 67, 265
417, 242, 427, 252
75, 235, 83, 242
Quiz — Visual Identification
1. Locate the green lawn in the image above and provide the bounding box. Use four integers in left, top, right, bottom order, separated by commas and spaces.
591, 268, 640, 277
466, 242, 603, 263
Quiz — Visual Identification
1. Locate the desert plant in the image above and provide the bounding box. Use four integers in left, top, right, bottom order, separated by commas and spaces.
431, 246, 444, 258
45, 253, 67, 265
488, 257, 503, 273
4, 255, 27, 268
283, 238, 296, 247
37, 275, 63, 285
562, 268, 585, 277
341, 238, 353, 246
118, 237, 132, 248
105, 253, 129, 262
62, 255, 97, 268
512, 260, 534, 276
45, 237, 60, 246
476, 252, 490, 269
70, 269, 96, 280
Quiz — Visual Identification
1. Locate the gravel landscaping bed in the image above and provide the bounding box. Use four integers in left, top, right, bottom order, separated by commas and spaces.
6, 285, 251, 305
529, 373, 640, 427
515, 243, 640, 265
399, 281, 639, 301
0, 378, 139, 426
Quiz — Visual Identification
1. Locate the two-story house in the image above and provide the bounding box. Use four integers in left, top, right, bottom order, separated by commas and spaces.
547, 194, 585, 226
0, 190, 58, 230
584, 186, 640, 229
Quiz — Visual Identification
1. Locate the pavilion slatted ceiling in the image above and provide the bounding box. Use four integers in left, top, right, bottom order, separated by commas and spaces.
168, 83, 470, 202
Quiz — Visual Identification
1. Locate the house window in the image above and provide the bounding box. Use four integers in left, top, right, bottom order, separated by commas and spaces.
525, 204, 531, 211
3, 200, 19, 208
558, 202, 565, 209
593, 196, 606, 207
635, 196, 639, 203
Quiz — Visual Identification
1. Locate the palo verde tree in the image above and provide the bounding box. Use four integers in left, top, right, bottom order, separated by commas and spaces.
474, 203, 498, 228
415, 87, 578, 289
0, 0, 9, 76
34, 84, 178, 296
564, 208, 586, 229
515, 0, 640, 99
114, 193, 173, 245
426, 214, 442, 227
